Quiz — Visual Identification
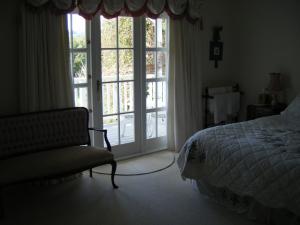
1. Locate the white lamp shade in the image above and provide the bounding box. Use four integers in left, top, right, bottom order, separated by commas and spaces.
268, 73, 282, 92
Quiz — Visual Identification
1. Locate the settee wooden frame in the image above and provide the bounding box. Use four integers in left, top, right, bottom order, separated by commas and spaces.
0, 107, 118, 218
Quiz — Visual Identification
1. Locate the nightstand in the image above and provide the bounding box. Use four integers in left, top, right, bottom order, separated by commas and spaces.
247, 104, 287, 120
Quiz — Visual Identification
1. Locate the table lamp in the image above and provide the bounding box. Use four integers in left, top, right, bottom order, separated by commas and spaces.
267, 72, 282, 106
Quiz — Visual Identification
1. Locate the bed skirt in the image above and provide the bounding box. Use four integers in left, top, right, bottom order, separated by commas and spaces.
196, 179, 300, 225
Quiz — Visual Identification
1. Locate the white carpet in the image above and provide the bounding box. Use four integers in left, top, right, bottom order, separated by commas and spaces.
1, 151, 259, 225
94, 151, 175, 175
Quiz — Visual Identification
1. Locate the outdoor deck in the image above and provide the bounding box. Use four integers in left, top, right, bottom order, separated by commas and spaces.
104, 115, 166, 146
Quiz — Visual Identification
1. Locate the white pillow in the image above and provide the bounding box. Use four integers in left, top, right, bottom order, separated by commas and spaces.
281, 94, 300, 120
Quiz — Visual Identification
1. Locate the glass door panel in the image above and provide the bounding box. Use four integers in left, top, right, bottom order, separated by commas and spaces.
100, 16, 136, 152
120, 113, 135, 144
68, 13, 90, 114
144, 17, 168, 152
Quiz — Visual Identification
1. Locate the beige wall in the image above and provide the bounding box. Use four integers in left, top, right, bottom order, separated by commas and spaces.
0, 0, 234, 115
201, 0, 236, 88
4, 0, 299, 120
0, 1, 20, 115
232, 0, 300, 118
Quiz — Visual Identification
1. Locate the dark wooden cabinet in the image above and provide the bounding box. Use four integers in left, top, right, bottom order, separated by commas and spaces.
247, 104, 287, 120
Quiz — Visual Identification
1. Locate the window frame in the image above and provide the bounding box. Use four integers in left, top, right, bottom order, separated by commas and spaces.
68, 14, 92, 112
144, 17, 169, 139
68, 13, 169, 157
100, 16, 136, 146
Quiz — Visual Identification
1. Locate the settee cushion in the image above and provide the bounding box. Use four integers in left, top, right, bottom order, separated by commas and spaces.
0, 146, 113, 186
0, 108, 90, 160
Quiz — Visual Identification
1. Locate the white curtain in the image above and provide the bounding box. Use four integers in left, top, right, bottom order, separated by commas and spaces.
167, 18, 203, 152
19, 4, 74, 112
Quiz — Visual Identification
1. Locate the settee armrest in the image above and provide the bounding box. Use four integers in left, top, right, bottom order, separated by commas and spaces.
88, 128, 112, 152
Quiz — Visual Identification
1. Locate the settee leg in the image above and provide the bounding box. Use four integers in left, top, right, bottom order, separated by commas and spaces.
110, 160, 118, 189
89, 169, 93, 178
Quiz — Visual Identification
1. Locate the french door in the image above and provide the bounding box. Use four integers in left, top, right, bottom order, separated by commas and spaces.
68, 14, 168, 158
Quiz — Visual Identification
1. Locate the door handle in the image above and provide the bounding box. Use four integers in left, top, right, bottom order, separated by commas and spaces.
97, 80, 101, 101
97, 80, 100, 93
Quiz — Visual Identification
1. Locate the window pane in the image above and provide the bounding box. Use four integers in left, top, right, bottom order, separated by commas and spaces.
71, 14, 86, 49
73, 52, 87, 84
147, 112, 156, 139
103, 116, 119, 146
120, 82, 134, 113
67, 14, 72, 48
157, 51, 166, 78
102, 83, 118, 115
119, 49, 133, 81
118, 17, 133, 48
74, 87, 88, 108
146, 51, 156, 79
157, 18, 167, 48
120, 113, 135, 144
146, 18, 156, 48
101, 50, 117, 82
157, 81, 166, 108
146, 82, 156, 109
157, 111, 167, 137
101, 17, 117, 48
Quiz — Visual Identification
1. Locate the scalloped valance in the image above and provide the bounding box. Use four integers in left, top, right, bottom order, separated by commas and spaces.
27, 0, 203, 22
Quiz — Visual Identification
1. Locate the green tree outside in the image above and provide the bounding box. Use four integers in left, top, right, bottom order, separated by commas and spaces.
72, 16, 166, 81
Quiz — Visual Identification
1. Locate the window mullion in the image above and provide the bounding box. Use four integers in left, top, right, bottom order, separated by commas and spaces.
70, 15, 74, 86
70, 15, 74, 50
86, 19, 92, 112
70, 48, 88, 53
90, 14, 103, 147
155, 19, 158, 138
140, 17, 147, 144
116, 18, 121, 145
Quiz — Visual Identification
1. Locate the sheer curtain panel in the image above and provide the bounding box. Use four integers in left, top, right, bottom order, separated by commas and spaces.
168, 18, 203, 152
19, 4, 74, 112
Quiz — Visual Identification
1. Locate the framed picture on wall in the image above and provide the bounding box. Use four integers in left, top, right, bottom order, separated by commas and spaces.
209, 41, 223, 61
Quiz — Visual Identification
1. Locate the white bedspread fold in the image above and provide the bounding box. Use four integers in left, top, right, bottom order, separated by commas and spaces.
178, 115, 300, 216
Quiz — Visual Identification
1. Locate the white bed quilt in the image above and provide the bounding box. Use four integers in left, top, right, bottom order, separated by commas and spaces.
178, 115, 300, 215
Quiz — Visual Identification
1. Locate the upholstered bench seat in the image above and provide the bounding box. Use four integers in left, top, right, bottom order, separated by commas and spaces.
0, 107, 118, 218
0, 146, 113, 186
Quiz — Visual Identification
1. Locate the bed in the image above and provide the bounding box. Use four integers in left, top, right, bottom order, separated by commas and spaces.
178, 95, 300, 223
